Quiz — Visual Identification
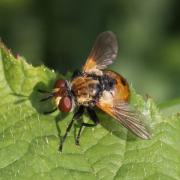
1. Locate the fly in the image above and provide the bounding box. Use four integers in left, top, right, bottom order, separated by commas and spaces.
38, 31, 151, 152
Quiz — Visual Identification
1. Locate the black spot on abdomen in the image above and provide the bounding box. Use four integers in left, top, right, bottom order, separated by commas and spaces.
120, 77, 127, 86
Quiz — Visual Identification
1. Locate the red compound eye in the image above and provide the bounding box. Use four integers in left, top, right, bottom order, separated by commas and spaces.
59, 96, 72, 113
54, 79, 66, 89
54, 79, 67, 97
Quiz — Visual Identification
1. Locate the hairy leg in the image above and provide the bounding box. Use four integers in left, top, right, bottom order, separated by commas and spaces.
75, 107, 100, 145
59, 106, 84, 152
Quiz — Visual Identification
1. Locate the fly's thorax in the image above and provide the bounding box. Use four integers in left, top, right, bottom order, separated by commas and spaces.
71, 76, 101, 106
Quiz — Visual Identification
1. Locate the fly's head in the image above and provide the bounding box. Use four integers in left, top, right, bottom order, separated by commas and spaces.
53, 79, 73, 113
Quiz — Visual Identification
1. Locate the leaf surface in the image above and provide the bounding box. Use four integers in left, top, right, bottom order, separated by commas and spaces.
0, 43, 180, 180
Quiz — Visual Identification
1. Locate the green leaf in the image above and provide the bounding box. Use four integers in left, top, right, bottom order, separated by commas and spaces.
0, 42, 180, 180
159, 98, 180, 116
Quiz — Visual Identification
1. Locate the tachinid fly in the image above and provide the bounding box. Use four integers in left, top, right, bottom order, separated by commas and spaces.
38, 31, 151, 152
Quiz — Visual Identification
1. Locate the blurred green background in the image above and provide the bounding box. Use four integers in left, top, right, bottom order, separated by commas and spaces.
0, 0, 180, 104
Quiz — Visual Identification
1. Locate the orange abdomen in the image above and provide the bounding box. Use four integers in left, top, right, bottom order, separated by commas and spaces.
103, 70, 130, 102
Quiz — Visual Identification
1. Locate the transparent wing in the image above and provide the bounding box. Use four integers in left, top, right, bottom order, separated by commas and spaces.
112, 101, 151, 139
83, 31, 118, 74
97, 98, 151, 139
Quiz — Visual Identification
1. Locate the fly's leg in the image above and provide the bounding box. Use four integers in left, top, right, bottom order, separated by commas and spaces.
37, 89, 51, 93
59, 106, 84, 152
43, 108, 57, 115
40, 95, 54, 102
38, 89, 54, 102
75, 107, 100, 145
59, 118, 74, 152
75, 124, 83, 145
38, 89, 55, 113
